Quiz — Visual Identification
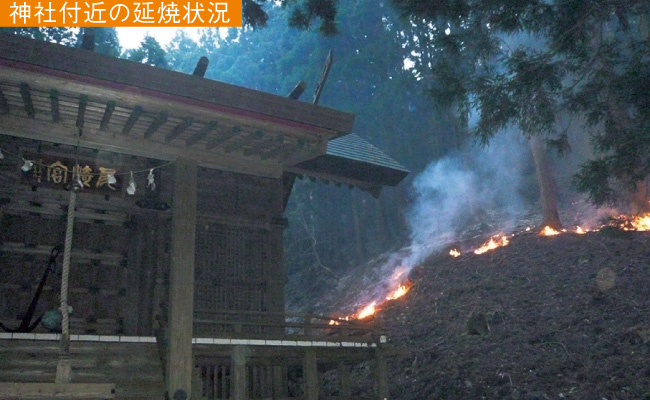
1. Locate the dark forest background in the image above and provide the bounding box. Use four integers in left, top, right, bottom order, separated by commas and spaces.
3, 0, 648, 312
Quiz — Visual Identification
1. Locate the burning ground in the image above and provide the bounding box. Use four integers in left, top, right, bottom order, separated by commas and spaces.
375, 228, 650, 399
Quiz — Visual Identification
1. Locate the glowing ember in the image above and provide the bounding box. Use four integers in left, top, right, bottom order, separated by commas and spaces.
473, 235, 509, 255
357, 302, 377, 320
449, 248, 461, 257
540, 226, 561, 236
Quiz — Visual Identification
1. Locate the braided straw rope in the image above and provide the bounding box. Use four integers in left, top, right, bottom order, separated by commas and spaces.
55, 178, 77, 383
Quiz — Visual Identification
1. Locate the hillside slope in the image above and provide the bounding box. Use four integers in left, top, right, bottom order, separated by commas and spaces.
379, 229, 650, 399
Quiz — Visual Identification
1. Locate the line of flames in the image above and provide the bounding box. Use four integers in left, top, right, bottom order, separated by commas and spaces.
334, 213, 650, 323
329, 280, 413, 324
449, 212, 650, 258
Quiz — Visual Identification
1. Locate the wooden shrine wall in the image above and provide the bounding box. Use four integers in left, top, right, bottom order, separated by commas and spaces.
193, 168, 286, 336
0, 137, 170, 336
0, 137, 288, 337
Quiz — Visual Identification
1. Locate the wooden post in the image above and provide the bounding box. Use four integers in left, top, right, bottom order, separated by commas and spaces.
166, 157, 198, 400
374, 350, 388, 400
303, 349, 319, 400
232, 346, 249, 400
192, 56, 209, 77
272, 365, 287, 398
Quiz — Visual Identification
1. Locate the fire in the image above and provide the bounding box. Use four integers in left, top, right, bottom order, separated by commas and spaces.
540, 226, 561, 236
576, 226, 586, 234
386, 281, 412, 300
620, 213, 650, 231
449, 248, 461, 257
473, 235, 509, 255
339, 279, 414, 321
356, 302, 377, 320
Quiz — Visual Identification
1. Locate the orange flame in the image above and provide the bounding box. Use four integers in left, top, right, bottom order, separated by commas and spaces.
621, 213, 650, 231
473, 235, 509, 255
357, 302, 377, 320
343, 280, 413, 321
449, 248, 461, 257
540, 226, 561, 236
575, 226, 586, 234
386, 281, 412, 300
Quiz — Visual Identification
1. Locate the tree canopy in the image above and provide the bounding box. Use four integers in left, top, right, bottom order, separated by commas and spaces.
389, 0, 650, 206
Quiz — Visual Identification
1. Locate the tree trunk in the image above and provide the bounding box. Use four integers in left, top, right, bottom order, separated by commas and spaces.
529, 136, 562, 229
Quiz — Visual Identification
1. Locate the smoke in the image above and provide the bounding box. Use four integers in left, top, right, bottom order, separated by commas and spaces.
402, 130, 530, 269
324, 130, 533, 315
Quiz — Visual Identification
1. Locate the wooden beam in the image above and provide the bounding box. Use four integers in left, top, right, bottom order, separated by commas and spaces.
99, 100, 115, 131
0, 116, 284, 178
287, 81, 306, 100
165, 117, 193, 142
120, 105, 143, 135
0, 382, 115, 398
243, 134, 283, 157
185, 120, 217, 147
81, 28, 95, 51
0, 34, 355, 135
0, 87, 9, 114
49, 89, 60, 122
231, 346, 249, 400
166, 156, 198, 399
261, 139, 304, 161
205, 125, 240, 150
19, 82, 35, 118
193, 56, 209, 77
76, 94, 88, 129
313, 50, 333, 105
223, 136, 247, 153
241, 130, 265, 156
304, 349, 319, 400
143, 111, 168, 138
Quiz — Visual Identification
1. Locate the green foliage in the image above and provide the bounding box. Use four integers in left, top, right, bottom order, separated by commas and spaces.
82, 28, 121, 57
238, 0, 339, 34
123, 35, 169, 69
1, 27, 121, 58
166, 30, 205, 73
0, 27, 77, 46
389, 0, 650, 205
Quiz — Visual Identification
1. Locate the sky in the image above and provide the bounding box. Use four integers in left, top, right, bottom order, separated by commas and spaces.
116, 27, 203, 49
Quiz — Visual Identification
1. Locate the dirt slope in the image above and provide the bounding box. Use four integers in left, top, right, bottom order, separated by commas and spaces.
379, 228, 650, 400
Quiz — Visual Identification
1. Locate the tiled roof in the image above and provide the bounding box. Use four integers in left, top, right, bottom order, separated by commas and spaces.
291, 133, 409, 194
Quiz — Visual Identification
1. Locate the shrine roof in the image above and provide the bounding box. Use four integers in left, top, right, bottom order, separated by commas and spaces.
0, 32, 407, 189
291, 133, 409, 195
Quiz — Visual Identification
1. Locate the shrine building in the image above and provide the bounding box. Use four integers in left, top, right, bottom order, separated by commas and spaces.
0, 32, 408, 400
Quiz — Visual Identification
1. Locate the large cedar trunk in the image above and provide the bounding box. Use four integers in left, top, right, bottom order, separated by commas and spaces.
529, 136, 563, 229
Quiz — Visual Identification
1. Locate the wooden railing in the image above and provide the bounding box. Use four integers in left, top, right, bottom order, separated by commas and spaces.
193, 310, 384, 344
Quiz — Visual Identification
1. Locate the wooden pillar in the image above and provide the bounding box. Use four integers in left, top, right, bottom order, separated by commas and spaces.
272, 365, 288, 398
374, 350, 388, 400
166, 157, 198, 399
303, 349, 319, 400
232, 346, 249, 400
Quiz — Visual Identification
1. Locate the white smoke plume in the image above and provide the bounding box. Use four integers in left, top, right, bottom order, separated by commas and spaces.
403, 130, 530, 269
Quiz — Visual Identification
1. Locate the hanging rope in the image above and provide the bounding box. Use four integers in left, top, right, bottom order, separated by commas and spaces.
55, 181, 76, 384
55, 130, 82, 384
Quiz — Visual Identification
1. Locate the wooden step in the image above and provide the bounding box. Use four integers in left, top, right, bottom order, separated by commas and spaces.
0, 340, 165, 399
0, 382, 115, 399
